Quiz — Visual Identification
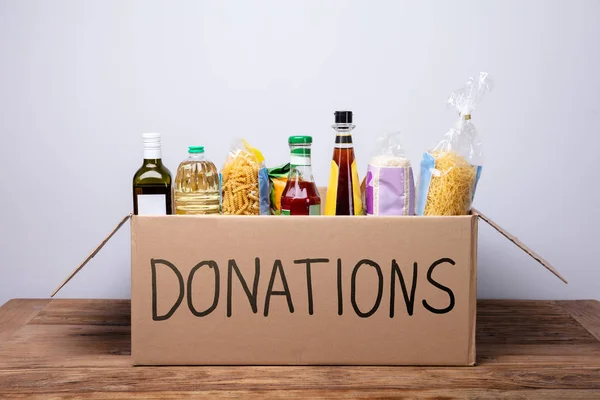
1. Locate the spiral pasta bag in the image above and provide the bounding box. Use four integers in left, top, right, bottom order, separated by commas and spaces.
416, 72, 492, 216
221, 140, 270, 215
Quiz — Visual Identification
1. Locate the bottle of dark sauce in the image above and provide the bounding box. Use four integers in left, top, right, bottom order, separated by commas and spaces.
325, 111, 363, 215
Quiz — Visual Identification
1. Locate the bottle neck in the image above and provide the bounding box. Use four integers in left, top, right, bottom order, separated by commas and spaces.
143, 158, 163, 166
332, 123, 355, 149
289, 146, 314, 182
143, 145, 162, 165
290, 164, 315, 182
290, 155, 312, 167
143, 147, 162, 160
188, 152, 205, 161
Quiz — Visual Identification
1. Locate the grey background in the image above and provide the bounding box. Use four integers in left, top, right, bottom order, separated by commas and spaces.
1, 0, 598, 306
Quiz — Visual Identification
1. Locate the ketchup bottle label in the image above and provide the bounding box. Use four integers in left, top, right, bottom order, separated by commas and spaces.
281, 204, 320, 216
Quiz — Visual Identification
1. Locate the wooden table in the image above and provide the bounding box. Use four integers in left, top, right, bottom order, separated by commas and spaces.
0, 299, 599, 399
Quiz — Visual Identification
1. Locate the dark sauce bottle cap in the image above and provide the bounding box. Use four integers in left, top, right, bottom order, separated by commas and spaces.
334, 110, 353, 124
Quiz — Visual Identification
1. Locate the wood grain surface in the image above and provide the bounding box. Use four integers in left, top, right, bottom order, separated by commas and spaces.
0, 299, 599, 399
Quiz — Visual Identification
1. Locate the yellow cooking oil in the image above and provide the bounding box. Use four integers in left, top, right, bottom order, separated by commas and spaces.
174, 146, 220, 215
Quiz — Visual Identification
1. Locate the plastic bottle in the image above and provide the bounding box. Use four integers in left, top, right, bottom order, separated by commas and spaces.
174, 146, 220, 215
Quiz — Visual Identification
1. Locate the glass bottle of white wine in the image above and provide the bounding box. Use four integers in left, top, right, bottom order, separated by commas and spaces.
132, 132, 173, 215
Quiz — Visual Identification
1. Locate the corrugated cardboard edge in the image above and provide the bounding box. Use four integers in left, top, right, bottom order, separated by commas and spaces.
467, 215, 478, 366
50, 213, 132, 297
130, 216, 139, 365
51, 208, 567, 297
472, 208, 567, 284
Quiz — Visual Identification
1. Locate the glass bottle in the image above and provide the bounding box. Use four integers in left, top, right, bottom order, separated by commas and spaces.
281, 136, 321, 215
133, 132, 173, 215
324, 111, 363, 215
174, 146, 220, 215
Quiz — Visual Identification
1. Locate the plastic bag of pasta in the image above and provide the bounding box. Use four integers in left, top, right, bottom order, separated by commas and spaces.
416, 72, 492, 216
221, 139, 270, 215
365, 132, 415, 216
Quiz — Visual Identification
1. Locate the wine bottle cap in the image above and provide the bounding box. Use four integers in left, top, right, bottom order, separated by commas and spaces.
142, 132, 161, 146
142, 132, 162, 158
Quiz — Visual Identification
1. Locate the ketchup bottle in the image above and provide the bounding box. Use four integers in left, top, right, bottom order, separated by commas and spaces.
281, 136, 321, 215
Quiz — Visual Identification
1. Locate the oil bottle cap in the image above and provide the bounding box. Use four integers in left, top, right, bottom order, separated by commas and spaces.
334, 111, 353, 124
288, 136, 312, 145
188, 146, 205, 153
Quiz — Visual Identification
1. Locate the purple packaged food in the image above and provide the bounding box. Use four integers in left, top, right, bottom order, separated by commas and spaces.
365, 132, 415, 216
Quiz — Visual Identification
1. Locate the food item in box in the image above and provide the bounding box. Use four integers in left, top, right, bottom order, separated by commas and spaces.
267, 163, 290, 215
281, 136, 321, 215
174, 146, 220, 215
365, 132, 415, 216
420, 151, 478, 216
416, 72, 492, 216
325, 111, 363, 215
132, 132, 173, 215
221, 139, 270, 215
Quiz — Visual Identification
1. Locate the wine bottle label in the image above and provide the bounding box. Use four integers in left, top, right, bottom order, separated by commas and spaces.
137, 194, 167, 216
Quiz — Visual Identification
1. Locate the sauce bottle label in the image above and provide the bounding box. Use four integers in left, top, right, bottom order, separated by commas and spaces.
350, 159, 364, 215
325, 160, 339, 215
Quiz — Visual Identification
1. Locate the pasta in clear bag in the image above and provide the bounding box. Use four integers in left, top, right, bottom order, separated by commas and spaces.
221, 139, 270, 215
416, 72, 492, 216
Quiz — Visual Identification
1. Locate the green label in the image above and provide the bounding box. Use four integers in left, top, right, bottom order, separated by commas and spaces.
281, 206, 320, 215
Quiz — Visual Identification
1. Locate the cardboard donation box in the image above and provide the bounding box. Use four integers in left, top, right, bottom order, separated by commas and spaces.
131, 215, 477, 365
53, 209, 565, 366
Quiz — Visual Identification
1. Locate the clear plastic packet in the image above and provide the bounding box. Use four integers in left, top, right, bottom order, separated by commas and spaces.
221, 139, 270, 215
416, 72, 492, 216
365, 132, 415, 216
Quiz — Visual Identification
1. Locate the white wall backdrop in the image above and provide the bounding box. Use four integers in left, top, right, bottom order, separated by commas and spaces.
1, 0, 599, 306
